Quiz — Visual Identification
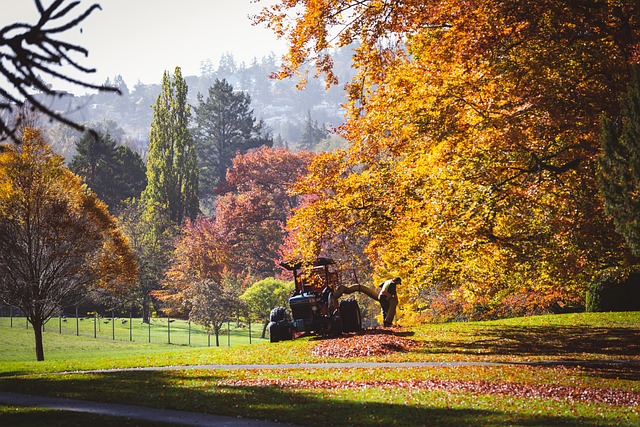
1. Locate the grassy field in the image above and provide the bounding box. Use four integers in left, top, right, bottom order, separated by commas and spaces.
0, 315, 268, 348
0, 311, 638, 426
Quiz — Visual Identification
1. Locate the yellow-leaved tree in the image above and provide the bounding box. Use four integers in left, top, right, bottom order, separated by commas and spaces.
260, 0, 639, 321
0, 128, 137, 360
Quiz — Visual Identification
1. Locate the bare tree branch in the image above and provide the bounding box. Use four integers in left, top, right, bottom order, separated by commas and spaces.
0, 0, 120, 143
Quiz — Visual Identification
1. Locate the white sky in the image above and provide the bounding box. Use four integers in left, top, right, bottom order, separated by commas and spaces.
4, 0, 286, 93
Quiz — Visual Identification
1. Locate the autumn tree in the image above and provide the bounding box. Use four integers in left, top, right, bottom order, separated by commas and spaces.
193, 78, 272, 204
143, 67, 199, 226
0, 0, 119, 143
69, 130, 146, 211
215, 146, 314, 277
240, 277, 291, 338
159, 214, 231, 314
0, 128, 137, 360
117, 198, 176, 323
261, 1, 640, 320
159, 215, 242, 343
188, 279, 242, 347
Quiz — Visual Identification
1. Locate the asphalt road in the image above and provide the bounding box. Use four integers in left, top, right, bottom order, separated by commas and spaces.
0, 391, 299, 427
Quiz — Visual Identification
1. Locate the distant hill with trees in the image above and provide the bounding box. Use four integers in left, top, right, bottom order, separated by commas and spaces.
36, 48, 356, 162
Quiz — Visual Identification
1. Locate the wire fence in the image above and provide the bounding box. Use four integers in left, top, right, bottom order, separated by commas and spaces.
0, 305, 269, 347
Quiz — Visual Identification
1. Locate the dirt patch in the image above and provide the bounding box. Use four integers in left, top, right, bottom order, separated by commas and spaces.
311, 328, 422, 358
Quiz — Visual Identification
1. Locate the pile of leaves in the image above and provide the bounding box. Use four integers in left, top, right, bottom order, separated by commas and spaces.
311, 328, 423, 358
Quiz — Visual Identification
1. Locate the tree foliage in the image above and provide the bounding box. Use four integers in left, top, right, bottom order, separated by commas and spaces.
193, 78, 273, 203
158, 215, 231, 317
262, 0, 640, 320
598, 65, 640, 257
69, 130, 146, 211
299, 111, 328, 151
0, 128, 137, 360
117, 198, 176, 323
0, 0, 119, 143
215, 146, 314, 277
187, 279, 241, 347
143, 67, 199, 226
240, 277, 292, 338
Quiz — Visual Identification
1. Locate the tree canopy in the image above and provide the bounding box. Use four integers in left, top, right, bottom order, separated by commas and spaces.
214, 146, 314, 277
193, 78, 272, 204
69, 130, 146, 211
143, 67, 199, 226
241, 277, 292, 338
598, 64, 640, 257
0, 128, 137, 360
261, 0, 640, 320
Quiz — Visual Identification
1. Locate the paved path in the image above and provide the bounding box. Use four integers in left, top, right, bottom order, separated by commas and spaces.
59, 358, 638, 375
0, 391, 298, 426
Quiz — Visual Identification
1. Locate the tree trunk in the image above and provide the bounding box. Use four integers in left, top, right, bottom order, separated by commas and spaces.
142, 303, 150, 324
262, 320, 268, 339
32, 320, 45, 361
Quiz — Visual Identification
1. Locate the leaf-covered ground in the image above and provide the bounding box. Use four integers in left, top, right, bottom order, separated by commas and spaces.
220, 377, 639, 407
275, 327, 640, 407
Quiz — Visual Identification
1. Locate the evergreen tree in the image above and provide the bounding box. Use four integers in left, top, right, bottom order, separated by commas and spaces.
598, 65, 640, 256
69, 130, 146, 211
193, 78, 272, 202
114, 145, 147, 205
143, 67, 199, 225
299, 111, 327, 151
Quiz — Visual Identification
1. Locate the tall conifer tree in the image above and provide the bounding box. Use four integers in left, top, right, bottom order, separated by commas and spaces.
143, 67, 199, 225
598, 65, 640, 256
193, 79, 272, 202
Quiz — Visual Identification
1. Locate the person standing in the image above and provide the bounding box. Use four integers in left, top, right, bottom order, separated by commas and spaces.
378, 277, 400, 326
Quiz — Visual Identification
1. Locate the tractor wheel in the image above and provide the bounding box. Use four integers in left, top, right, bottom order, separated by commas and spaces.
268, 320, 293, 343
270, 306, 288, 323
339, 298, 362, 332
268, 321, 279, 343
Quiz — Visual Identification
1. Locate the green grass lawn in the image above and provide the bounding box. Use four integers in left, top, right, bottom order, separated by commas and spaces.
0, 315, 268, 348
1, 312, 638, 426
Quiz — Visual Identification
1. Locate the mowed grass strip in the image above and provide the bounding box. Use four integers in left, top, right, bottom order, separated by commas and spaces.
1, 312, 638, 426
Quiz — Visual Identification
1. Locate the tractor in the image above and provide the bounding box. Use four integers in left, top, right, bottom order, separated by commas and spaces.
268, 258, 379, 342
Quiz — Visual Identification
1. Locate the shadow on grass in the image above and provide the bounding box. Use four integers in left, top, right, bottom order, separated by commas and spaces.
0, 370, 625, 427
422, 325, 640, 380
423, 326, 640, 357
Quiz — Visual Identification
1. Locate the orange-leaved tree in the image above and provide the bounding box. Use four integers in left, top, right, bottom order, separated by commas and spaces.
0, 128, 137, 360
261, 0, 640, 320
160, 147, 314, 331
